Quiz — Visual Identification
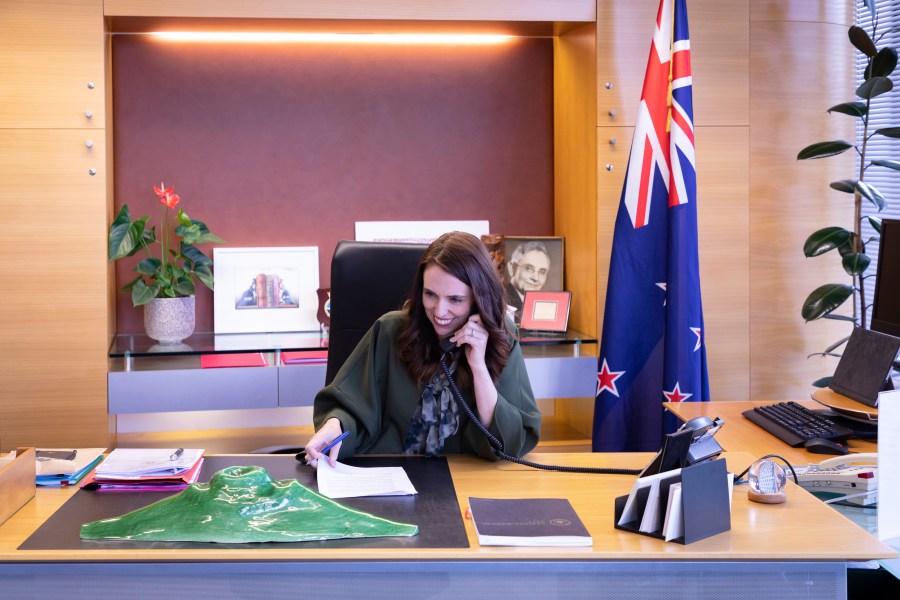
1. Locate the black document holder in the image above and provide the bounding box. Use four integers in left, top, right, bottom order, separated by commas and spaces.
829, 326, 900, 407
613, 458, 730, 545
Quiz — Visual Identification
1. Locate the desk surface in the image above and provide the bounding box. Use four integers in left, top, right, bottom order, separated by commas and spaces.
664, 400, 878, 465
0, 452, 893, 563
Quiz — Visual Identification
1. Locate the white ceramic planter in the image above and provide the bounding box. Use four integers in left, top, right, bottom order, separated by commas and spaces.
144, 296, 196, 344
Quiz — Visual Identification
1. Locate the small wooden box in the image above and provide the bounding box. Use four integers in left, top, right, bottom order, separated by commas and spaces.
0, 447, 36, 526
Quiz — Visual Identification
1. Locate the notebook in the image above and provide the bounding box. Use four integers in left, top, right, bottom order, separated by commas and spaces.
829, 327, 900, 407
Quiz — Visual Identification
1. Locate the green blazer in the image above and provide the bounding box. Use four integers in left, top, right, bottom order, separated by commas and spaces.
314, 311, 541, 460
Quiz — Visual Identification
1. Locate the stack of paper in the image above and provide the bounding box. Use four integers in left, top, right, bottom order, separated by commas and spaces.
315, 461, 417, 499
35, 448, 106, 487
82, 448, 204, 492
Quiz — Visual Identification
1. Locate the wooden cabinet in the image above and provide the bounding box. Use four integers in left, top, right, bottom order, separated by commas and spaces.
0, 0, 110, 451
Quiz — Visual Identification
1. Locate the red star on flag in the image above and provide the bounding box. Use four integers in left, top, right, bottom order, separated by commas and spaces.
597, 359, 625, 397
663, 382, 692, 403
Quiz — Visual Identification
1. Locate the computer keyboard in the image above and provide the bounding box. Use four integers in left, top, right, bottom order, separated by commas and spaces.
741, 401, 856, 447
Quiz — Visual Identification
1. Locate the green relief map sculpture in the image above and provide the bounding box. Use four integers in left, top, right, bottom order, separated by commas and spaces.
80, 465, 419, 543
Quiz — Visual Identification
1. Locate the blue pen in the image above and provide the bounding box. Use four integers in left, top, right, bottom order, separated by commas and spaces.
319, 431, 349, 455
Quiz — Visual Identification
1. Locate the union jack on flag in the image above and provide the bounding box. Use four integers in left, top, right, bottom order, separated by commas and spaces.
592, 0, 709, 452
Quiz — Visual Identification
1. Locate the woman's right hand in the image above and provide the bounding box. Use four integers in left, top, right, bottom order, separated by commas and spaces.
304, 417, 344, 467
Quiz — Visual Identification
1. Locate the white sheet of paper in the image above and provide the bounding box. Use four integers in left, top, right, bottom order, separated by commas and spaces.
617, 467, 682, 526
638, 479, 662, 533
315, 460, 418, 499
878, 389, 900, 540
663, 483, 684, 542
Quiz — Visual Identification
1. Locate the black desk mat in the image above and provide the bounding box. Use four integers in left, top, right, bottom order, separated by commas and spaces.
20, 455, 468, 550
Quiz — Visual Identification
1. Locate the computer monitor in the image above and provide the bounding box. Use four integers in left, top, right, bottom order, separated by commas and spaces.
871, 218, 900, 337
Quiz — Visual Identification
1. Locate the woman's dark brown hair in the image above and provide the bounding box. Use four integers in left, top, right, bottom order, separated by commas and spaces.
397, 231, 511, 386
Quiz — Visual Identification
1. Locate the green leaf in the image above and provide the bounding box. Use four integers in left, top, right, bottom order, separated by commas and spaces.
108, 206, 150, 261
872, 159, 900, 171
871, 47, 898, 78
173, 277, 195, 297
175, 223, 224, 247
118, 274, 143, 294
824, 336, 851, 354
826, 102, 867, 117
135, 258, 161, 276
131, 280, 159, 307
849, 25, 877, 57
811, 376, 833, 388
868, 216, 882, 234
837, 232, 859, 257
181, 243, 212, 267
801, 284, 854, 321
874, 127, 900, 139
829, 179, 857, 193
193, 264, 215, 289
842, 252, 871, 275
856, 76, 893, 99
822, 313, 857, 322
803, 226, 852, 257
797, 140, 853, 160
856, 180, 887, 211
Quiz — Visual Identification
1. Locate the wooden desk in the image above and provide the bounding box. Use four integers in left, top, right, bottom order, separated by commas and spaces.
0, 453, 894, 600
664, 400, 878, 466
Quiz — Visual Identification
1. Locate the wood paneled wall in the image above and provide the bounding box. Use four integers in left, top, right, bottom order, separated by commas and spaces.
749, 0, 856, 399
0, 0, 861, 448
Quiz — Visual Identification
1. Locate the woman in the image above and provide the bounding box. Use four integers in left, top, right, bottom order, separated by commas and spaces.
306, 231, 541, 465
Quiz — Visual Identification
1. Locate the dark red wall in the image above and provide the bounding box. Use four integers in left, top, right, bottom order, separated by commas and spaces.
112, 36, 554, 333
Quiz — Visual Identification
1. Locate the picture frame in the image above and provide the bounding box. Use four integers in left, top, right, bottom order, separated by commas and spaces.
213, 247, 320, 334
520, 291, 572, 332
501, 236, 564, 323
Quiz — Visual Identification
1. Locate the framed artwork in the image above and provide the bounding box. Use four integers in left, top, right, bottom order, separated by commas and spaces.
501, 236, 564, 323
213, 247, 320, 334
520, 291, 572, 332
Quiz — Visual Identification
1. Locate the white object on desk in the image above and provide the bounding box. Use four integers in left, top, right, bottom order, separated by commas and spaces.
315, 460, 417, 499
878, 389, 900, 541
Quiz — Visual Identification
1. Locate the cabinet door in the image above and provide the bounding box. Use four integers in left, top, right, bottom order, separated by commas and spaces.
0, 0, 105, 128
0, 129, 109, 449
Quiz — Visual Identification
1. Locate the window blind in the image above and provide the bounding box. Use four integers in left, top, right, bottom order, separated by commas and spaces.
857, 0, 900, 297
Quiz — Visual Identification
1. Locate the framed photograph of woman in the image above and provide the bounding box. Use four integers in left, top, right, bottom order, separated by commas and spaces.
501, 236, 564, 323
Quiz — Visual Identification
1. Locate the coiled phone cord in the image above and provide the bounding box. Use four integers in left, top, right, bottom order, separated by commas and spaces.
439, 353, 641, 476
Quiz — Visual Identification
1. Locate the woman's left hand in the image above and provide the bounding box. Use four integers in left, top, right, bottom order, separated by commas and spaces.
451, 315, 487, 367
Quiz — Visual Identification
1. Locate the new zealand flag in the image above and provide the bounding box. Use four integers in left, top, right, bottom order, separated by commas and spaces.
592, 0, 709, 452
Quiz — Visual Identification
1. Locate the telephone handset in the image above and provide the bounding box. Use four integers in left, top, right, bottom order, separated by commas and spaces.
435, 337, 641, 475
812, 452, 877, 469
794, 453, 878, 506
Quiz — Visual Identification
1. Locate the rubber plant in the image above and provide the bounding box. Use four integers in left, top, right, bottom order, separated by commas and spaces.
797, 0, 899, 386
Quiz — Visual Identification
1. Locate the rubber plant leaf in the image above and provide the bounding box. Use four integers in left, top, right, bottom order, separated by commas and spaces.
841, 252, 871, 276
848, 25, 877, 57
803, 226, 852, 257
856, 180, 887, 211
826, 102, 867, 117
801, 284, 854, 321
829, 179, 857, 193
797, 140, 853, 159
856, 76, 893, 100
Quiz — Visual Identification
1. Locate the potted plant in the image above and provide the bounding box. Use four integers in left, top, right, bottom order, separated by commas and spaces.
796, 0, 899, 385
108, 183, 224, 343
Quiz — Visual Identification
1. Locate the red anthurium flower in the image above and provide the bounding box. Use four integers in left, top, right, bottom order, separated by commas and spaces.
153, 182, 173, 197
159, 191, 181, 209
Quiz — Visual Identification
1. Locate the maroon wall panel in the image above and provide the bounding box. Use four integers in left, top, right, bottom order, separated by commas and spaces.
112, 36, 554, 333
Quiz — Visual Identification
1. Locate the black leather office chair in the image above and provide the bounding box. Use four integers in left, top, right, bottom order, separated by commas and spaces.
324, 240, 428, 385
251, 240, 427, 454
